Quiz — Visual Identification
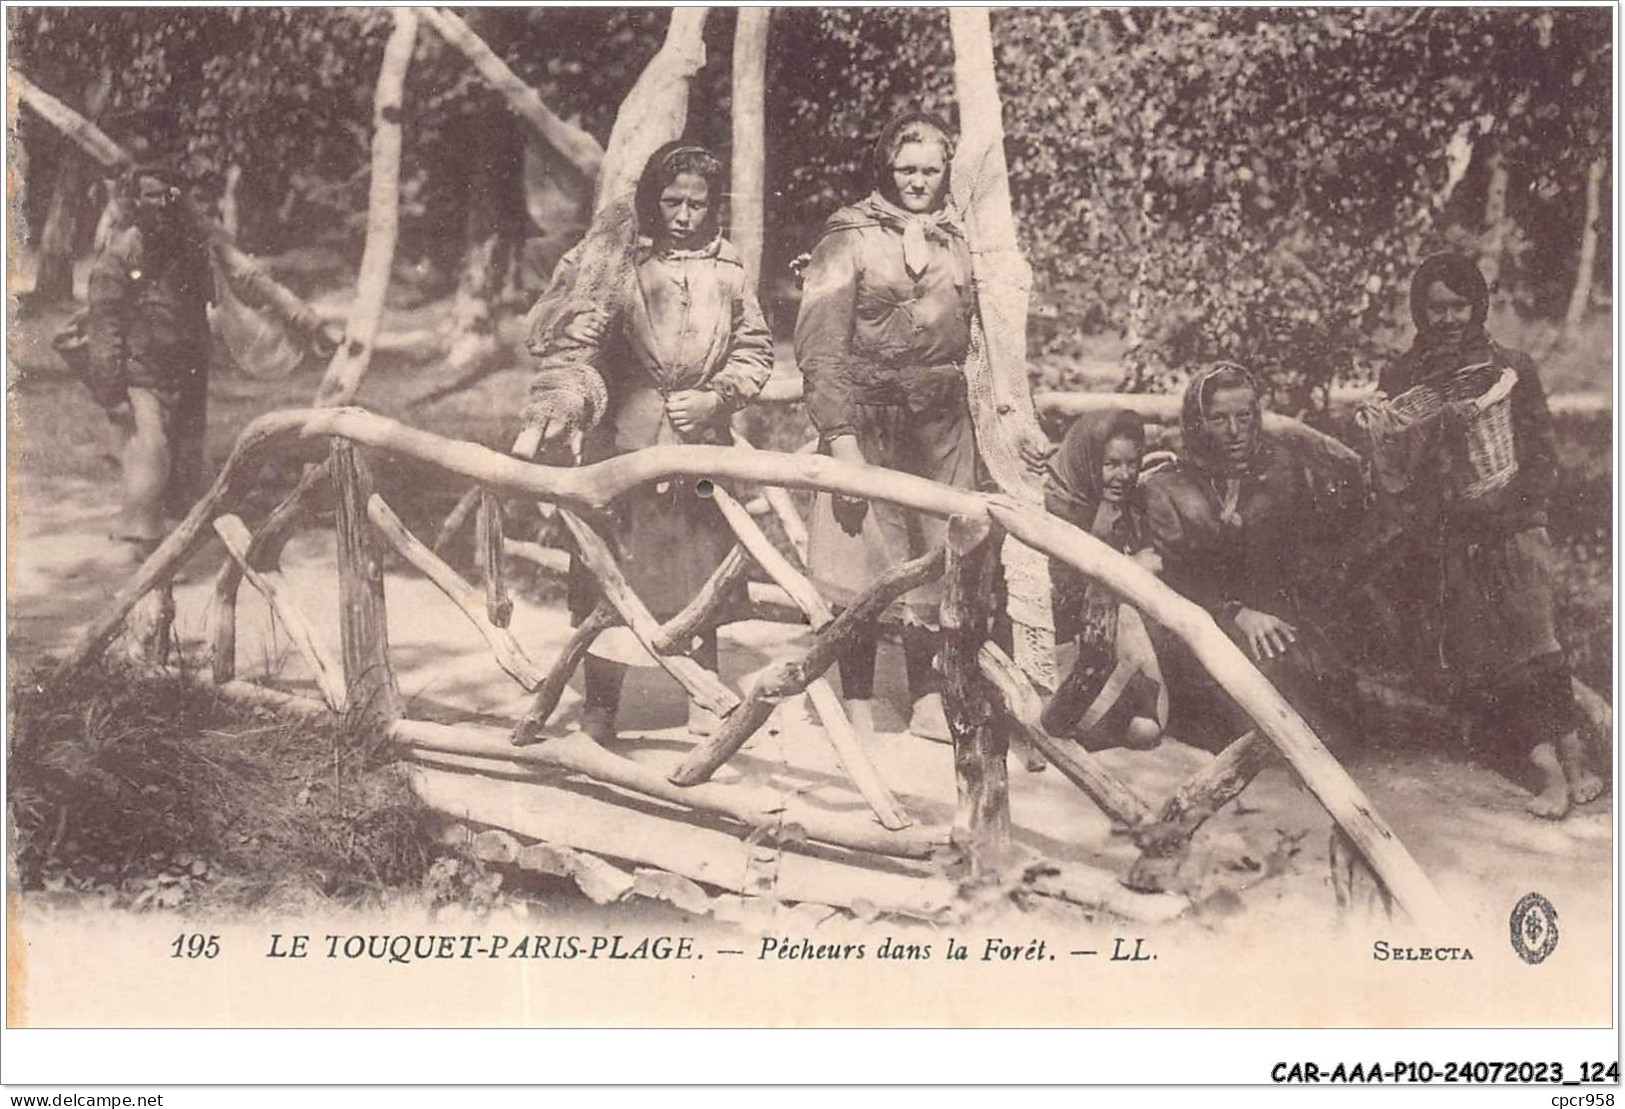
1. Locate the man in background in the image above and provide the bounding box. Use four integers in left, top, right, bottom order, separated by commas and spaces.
85, 162, 213, 562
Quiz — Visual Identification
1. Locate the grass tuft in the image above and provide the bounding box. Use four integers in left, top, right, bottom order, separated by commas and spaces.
9, 658, 438, 914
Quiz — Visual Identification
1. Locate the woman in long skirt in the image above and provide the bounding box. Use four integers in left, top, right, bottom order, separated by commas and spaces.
794, 112, 982, 742
520, 142, 774, 743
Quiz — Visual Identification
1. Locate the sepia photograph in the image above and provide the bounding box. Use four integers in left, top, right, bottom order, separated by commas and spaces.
1, 1, 1617, 1084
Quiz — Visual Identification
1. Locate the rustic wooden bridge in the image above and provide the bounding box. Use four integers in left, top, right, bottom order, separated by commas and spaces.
52, 405, 1455, 929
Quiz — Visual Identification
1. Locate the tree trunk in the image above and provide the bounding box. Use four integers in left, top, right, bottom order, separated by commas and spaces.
1562, 155, 1604, 334
219, 163, 243, 240
32, 68, 111, 303
314, 8, 418, 408
948, 8, 1056, 692
730, 8, 769, 296
1480, 146, 1509, 291
594, 8, 710, 215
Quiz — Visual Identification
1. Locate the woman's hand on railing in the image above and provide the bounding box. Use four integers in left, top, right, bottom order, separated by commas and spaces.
825, 435, 870, 536
512, 423, 582, 466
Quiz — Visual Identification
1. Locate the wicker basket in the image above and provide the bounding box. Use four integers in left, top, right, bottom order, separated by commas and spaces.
1388, 361, 1519, 499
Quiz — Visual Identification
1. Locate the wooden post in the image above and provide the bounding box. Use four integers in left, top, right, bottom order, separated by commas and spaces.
331, 441, 398, 723
432, 486, 481, 554
124, 588, 176, 668
940, 516, 1010, 867
947, 8, 1056, 693
728, 423, 809, 564
650, 545, 752, 653
730, 8, 769, 293
671, 546, 946, 785
314, 7, 418, 407
476, 489, 512, 627
516, 545, 756, 745
701, 485, 910, 830
52, 410, 316, 682
514, 601, 618, 745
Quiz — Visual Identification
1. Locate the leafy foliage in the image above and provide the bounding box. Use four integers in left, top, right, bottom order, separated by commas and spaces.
10, 6, 1610, 405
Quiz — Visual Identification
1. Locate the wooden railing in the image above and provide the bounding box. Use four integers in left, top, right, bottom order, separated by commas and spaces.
52, 406, 1452, 928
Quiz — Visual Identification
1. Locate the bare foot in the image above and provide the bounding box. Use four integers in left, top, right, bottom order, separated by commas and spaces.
1526, 742, 1572, 819
1568, 772, 1606, 806
1558, 730, 1606, 805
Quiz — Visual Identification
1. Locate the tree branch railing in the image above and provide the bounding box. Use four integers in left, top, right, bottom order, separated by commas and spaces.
51, 406, 1453, 928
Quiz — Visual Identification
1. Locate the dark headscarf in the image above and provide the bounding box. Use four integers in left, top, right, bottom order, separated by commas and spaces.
872, 110, 955, 211
1046, 408, 1147, 548
1403, 251, 1493, 384
633, 140, 724, 245
1179, 361, 1268, 476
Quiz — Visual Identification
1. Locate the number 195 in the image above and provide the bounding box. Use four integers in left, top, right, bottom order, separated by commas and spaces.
170, 933, 220, 959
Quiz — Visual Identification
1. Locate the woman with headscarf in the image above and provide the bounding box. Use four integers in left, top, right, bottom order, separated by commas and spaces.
1039, 409, 1167, 749
793, 111, 980, 743
1371, 252, 1600, 818
1139, 363, 1357, 754
519, 141, 774, 744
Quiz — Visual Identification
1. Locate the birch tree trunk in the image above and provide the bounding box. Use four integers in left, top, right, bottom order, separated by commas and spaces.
314, 7, 417, 408
730, 8, 770, 295
1561, 155, 1605, 335
1479, 146, 1509, 292
594, 8, 710, 216
219, 163, 243, 240
948, 7, 1056, 691
514, 7, 709, 420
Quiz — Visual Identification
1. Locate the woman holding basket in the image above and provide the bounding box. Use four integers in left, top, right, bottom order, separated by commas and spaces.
1366, 252, 1601, 818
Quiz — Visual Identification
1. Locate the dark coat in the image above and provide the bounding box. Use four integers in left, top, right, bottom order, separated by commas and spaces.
86, 224, 211, 408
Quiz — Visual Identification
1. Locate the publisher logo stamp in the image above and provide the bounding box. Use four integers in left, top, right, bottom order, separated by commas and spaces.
1509, 892, 1559, 965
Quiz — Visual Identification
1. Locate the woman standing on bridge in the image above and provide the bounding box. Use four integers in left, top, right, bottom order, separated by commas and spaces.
519, 141, 774, 744
794, 111, 984, 744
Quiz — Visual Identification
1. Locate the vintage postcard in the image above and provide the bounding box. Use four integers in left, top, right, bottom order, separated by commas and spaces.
3, 2, 1616, 1069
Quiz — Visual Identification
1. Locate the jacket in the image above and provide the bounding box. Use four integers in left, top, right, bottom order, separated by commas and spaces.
794, 197, 975, 441
85, 224, 211, 406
